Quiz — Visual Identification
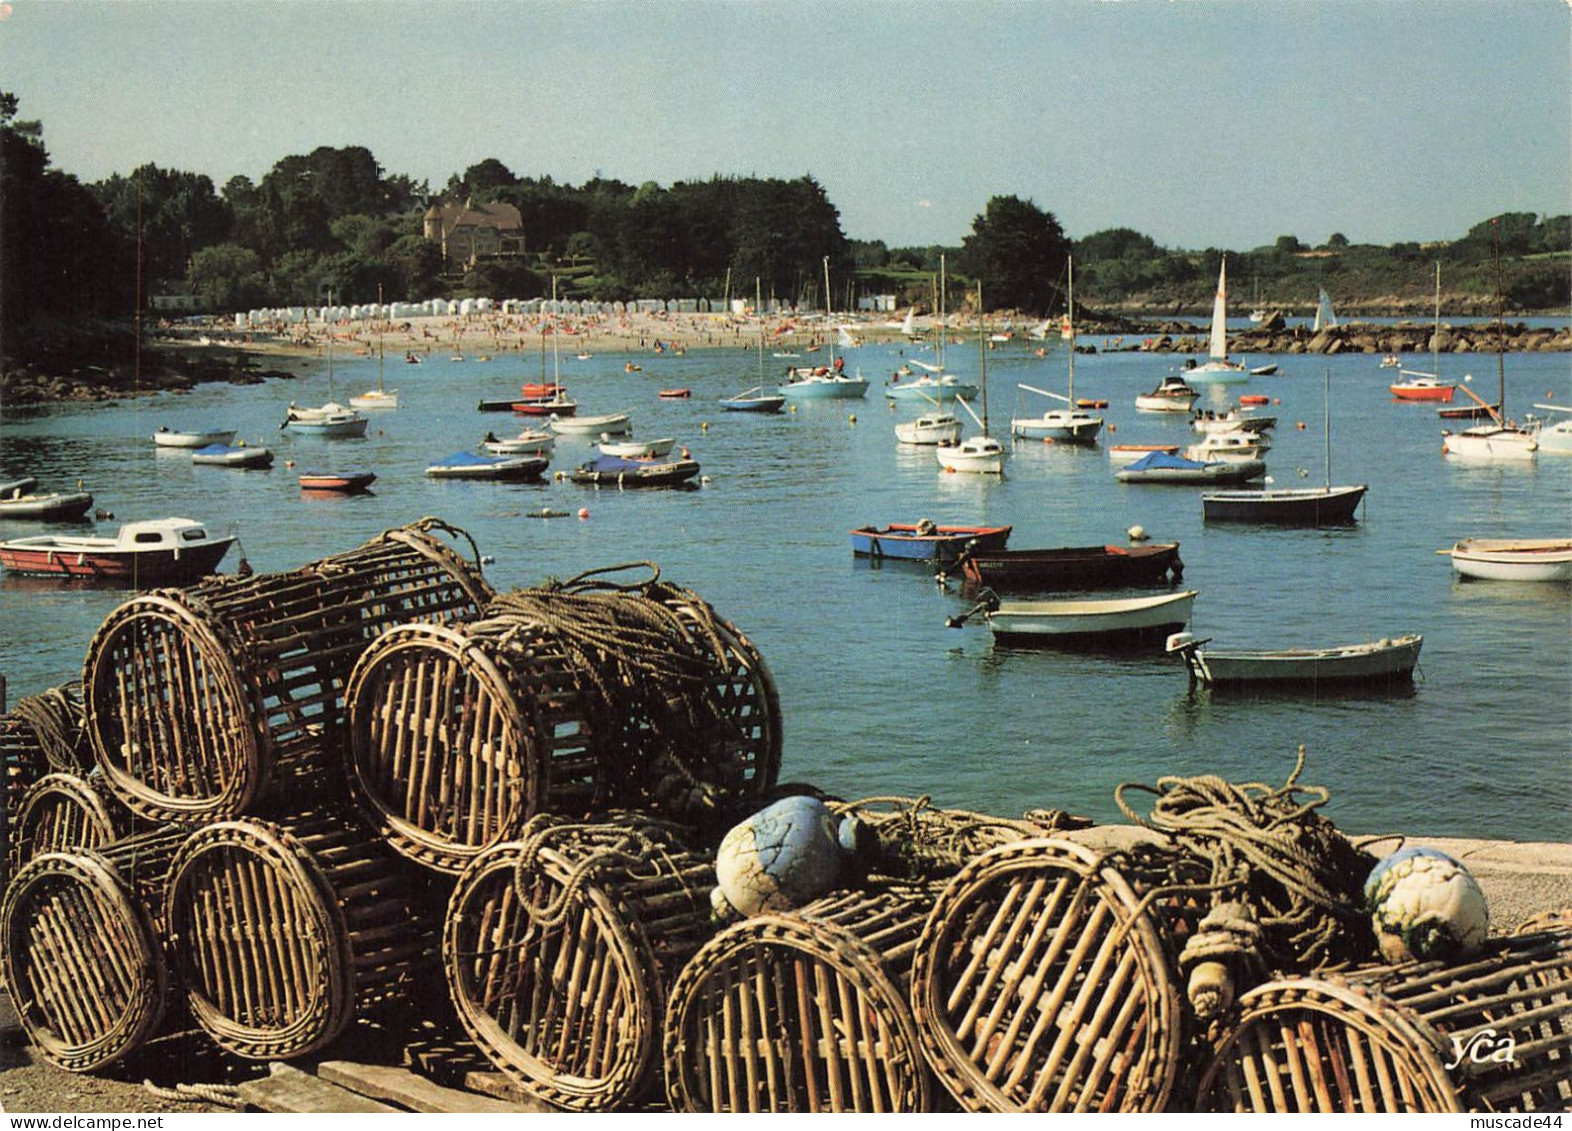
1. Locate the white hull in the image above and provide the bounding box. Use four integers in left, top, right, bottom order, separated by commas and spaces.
936, 437, 1007, 475
1011, 410, 1104, 444
1108, 445, 1180, 465
988, 590, 1197, 641
1442, 426, 1537, 461
349, 390, 399, 410
1185, 435, 1269, 462
1183, 361, 1250, 384
550, 412, 632, 436
153, 429, 236, 449
1449, 538, 1572, 582
895, 414, 963, 445
1135, 393, 1198, 413
1170, 633, 1422, 686
482, 431, 554, 455
598, 436, 675, 458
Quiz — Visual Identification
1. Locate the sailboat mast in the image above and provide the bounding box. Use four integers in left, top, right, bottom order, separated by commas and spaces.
1324, 368, 1332, 490
1067, 256, 1075, 404
376, 284, 385, 394
978, 282, 988, 434
325, 287, 334, 401
1432, 262, 1441, 382
755, 277, 764, 383
823, 256, 834, 368
1493, 224, 1505, 418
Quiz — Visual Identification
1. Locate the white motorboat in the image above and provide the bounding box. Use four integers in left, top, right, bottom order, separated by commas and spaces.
1527, 404, 1572, 455
896, 412, 963, 446
549, 412, 632, 437
1447, 538, 1572, 583
1192, 409, 1275, 435
885, 371, 978, 403
152, 427, 236, 449
1184, 432, 1270, 462
598, 436, 676, 459
953, 590, 1199, 646
935, 435, 1006, 475
1441, 249, 1536, 463
285, 291, 370, 437
481, 429, 555, 456
1135, 375, 1199, 413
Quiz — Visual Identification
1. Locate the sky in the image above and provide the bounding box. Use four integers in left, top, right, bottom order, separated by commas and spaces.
2, 0, 1568, 251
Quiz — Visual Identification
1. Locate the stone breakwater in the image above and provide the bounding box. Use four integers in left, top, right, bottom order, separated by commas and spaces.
1097, 318, 1572, 357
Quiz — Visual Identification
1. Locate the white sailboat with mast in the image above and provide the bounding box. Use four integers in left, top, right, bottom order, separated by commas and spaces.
1442, 232, 1537, 461
1010, 256, 1104, 444
351, 289, 399, 410
887, 254, 977, 404
1180, 255, 1250, 383
778, 257, 867, 399
935, 283, 1007, 474
284, 289, 370, 437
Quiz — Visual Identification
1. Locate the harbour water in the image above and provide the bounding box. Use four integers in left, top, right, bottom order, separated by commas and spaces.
2, 337, 1569, 841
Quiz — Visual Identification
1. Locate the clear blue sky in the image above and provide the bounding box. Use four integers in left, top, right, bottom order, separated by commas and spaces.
3, 0, 1567, 250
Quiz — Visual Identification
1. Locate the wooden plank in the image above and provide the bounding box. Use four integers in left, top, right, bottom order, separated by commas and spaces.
318, 1060, 544, 1114
238, 1063, 400, 1114
462, 1070, 560, 1112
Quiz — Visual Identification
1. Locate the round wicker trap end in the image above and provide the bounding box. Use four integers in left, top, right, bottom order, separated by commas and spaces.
909, 836, 1184, 1113
0, 848, 169, 1071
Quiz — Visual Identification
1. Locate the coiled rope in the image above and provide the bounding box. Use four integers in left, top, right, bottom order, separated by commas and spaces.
1114, 745, 1376, 1018
507, 814, 697, 931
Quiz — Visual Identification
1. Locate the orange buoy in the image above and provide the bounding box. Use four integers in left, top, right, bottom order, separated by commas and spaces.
1297, 421, 1306, 430
578, 508, 589, 519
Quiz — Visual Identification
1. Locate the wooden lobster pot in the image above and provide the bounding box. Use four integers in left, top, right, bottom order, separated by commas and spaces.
1195, 930, 1572, 1113
445, 818, 715, 1111
650, 589, 783, 808
164, 812, 439, 1060
344, 618, 597, 873
0, 828, 185, 1071
485, 585, 783, 816
10, 772, 129, 871
664, 886, 939, 1113
83, 521, 493, 825
909, 837, 1187, 1113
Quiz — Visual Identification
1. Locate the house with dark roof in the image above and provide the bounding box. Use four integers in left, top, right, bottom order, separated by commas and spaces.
422, 199, 525, 269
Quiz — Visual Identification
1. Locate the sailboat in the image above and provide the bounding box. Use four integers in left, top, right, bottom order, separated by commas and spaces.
284, 291, 370, 437
350, 298, 399, 410
1312, 287, 1338, 332
1442, 234, 1537, 461
887, 256, 977, 404
935, 284, 1008, 475
779, 258, 868, 399
1179, 256, 1250, 383
1201, 370, 1368, 525
721, 279, 786, 413
1010, 256, 1104, 443
894, 258, 965, 444
1390, 264, 1457, 403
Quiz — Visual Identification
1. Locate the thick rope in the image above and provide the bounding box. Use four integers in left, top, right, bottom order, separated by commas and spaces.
142, 1080, 245, 1108
509, 815, 688, 929
1114, 745, 1375, 980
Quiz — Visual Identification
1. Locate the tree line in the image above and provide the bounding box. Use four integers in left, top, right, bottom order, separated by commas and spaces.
1, 90, 1566, 369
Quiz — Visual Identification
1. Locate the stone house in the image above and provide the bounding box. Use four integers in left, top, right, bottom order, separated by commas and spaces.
422, 199, 525, 269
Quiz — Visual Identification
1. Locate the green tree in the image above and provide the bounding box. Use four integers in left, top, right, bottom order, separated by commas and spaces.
957, 195, 1069, 313
1, 92, 134, 362
93, 165, 232, 287
186, 244, 266, 311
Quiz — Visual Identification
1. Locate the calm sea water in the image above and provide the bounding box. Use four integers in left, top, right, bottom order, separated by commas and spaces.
2, 337, 1569, 841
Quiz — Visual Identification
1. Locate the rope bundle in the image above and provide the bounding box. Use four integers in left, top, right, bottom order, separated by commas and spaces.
1115, 745, 1376, 1019
508, 813, 699, 929
9, 683, 91, 773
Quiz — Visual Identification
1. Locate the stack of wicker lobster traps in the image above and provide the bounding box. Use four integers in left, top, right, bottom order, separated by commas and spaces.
0, 517, 1567, 1113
